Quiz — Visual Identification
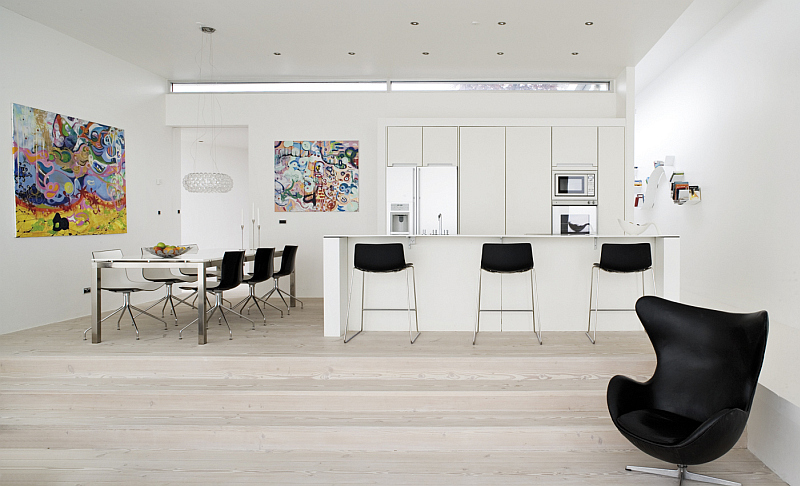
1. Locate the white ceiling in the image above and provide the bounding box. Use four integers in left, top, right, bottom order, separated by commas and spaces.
0, 0, 696, 83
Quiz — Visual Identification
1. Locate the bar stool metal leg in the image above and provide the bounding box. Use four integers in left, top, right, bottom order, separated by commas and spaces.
343, 268, 362, 343
408, 266, 420, 344
473, 270, 483, 345
531, 268, 542, 344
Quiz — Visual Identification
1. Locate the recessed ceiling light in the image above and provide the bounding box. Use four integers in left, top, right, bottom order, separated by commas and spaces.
497, 52, 504, 55
572, 52, 579, 55
274, 52, 281, 56
410, 21, 419, 25
422, 52, 430, 55
498, 22, 506, 25
585, 21, 594, 26
348, 52, 356, 55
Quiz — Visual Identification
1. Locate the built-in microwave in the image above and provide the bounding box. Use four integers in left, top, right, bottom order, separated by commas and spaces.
552, 171, 597, 202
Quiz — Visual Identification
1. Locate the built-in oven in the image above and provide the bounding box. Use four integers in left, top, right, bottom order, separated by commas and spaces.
552, 203, 597, 235
552, 170, 597, 202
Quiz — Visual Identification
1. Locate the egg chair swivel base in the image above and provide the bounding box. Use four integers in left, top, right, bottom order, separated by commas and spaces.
343, 243, 420, 344
608, 296, 768, 486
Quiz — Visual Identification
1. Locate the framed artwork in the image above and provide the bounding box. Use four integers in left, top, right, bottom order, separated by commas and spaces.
274, 140, 358, 212
13, 104, 126, 237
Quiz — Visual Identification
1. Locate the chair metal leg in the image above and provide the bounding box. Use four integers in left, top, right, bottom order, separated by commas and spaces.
626, 465, 740, 486
276, 287, 304, 309
126, 304, 139, 340
408, 266, 420, 344
586, 265, 598, 344
531, 268, 542, 344
344, 268, 362, 343
473, 270, 482, 345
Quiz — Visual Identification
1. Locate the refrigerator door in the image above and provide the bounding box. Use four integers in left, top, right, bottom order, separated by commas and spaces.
417, 166, 458, 235
386, 167, 416, 235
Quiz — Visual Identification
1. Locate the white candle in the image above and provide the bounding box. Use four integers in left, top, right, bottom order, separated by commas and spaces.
241, 209, 243, 226
257, 208, 260, 226
252, 203, 255, 222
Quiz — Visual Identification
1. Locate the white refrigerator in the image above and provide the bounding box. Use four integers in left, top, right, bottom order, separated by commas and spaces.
386, 166, 458, 235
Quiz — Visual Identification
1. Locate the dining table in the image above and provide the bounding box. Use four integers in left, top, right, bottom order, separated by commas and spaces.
90, 248, 295, 344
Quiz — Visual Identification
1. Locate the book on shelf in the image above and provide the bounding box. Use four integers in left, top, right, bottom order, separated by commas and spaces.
670, 171, 686, 183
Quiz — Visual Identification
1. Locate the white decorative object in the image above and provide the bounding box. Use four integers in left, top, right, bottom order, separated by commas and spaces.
642, 166, 667, 209
618, 219, 660, 235
182, 172, 233, 193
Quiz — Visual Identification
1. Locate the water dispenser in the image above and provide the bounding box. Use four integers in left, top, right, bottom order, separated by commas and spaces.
388, 203, 410, 235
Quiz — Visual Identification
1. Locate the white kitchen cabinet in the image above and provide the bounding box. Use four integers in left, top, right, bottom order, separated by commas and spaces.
505, 127, 552, 235
597, 126, 626, 235
552, 127, 597, 167
387, 126, 422, 166
459, 126, 506, 235
422, 126, 458, 166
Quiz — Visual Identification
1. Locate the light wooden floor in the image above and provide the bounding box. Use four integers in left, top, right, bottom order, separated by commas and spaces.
0, 296, 788, 485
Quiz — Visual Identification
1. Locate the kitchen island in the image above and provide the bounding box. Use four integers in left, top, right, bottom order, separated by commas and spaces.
323, 235, 678, 338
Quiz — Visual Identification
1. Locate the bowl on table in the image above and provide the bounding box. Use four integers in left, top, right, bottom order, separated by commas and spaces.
144, 245, 191, 258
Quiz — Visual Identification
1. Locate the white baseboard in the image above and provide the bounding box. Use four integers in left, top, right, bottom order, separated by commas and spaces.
749, 384, 800, 486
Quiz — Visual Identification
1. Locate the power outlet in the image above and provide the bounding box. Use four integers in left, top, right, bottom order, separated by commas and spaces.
279, 220, 287, 224
83, 287, 91, 294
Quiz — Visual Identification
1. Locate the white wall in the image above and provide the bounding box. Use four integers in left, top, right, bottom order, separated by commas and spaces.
634, 0, 800, 482
179, 127, 250, 250
0, 7, 177, 334
166, 91, 619, 299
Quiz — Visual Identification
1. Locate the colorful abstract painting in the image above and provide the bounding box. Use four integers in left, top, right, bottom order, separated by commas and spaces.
274, 140, 358, 212
13, 104, 126, 237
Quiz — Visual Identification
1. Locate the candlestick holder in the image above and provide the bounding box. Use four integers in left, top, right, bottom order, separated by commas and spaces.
240, 224, 245, 250
257, 224, 261, 247
250, 219, 256, 249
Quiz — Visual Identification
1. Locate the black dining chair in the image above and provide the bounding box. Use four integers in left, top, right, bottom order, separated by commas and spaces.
475, 243, 542, 345
255, 245, 303, 315
587, 242, 654, 343
232, 247, 284, 322
344, 243, 420, 344
608, 296, 768, 486
178, 251, 252, 340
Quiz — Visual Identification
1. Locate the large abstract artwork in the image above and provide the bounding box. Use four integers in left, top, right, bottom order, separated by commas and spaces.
13, 104, 126, 237
275, 140, 358, 212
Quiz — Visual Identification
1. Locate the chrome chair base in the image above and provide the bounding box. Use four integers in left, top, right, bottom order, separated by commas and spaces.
232, 283, 284, 322
626, 465, 741, 486
179, 291, 254, 340
83, 293, 167, 341
344, 266, 420, 344
474, 268, 542, 346
254, 280, 304, 315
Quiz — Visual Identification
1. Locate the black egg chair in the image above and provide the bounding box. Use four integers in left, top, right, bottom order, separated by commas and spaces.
607, 296, 768, 486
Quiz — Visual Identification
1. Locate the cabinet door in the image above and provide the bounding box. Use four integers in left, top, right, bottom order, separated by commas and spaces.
422, 126, 458, 166
597, 127, 625, 235
505, 127, 551, 235
459, 127, 506, 235
552, 127, 597, 167
387, 126, 422, 166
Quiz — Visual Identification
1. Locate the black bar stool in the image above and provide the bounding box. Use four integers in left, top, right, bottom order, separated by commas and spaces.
344, 243, 420, 344
475, 243, 542, 345
587, 242, 655, 343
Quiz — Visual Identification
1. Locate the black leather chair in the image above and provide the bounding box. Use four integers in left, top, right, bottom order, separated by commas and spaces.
607, 296, 768, 486
179, 251, 253, 340
255, 245, 303, 315
587, 242, 654, 343
344, 243, 420, 344
474, 243, 541, 345
232, 247, 284, 322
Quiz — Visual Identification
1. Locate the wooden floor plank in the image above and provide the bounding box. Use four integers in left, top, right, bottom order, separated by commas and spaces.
0, 298, 787, 485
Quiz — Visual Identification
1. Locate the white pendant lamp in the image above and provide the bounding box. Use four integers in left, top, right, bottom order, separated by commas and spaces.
182, 25, 233, 194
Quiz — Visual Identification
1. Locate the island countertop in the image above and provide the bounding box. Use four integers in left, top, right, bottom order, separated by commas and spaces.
323, 234, 678, 338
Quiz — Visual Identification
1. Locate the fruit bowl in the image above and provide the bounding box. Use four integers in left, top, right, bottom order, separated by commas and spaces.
144, 245, 191, 258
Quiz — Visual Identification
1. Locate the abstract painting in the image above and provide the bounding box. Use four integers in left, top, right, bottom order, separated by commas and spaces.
274, 140, 358, 212
13, 104, 126, 237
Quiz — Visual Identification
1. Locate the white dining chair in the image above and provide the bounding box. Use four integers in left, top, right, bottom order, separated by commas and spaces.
84, 249, 167, 341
